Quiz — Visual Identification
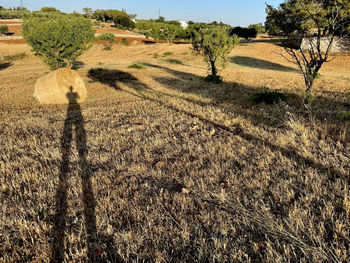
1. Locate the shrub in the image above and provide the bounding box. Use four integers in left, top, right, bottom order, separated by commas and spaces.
22, 16, 95, 70
163, 52, 173, 57
251, 88, 287, 104
96, 33, 116, 50
128, 63, 146, 69
0, 25, 8, 35
93, 20, 102, 27
121, 38, 130, 46
230, 27, 258, 42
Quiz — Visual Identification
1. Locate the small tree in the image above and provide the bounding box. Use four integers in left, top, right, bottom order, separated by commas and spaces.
150, 24, 162, 42
164, 24, 179, 44
0, 25, 9, 35
96, 33, 116, 50
83, 7, 93, 18
266, 0, 350, 104
22, 16, 95, 70
192, 26, 240, 83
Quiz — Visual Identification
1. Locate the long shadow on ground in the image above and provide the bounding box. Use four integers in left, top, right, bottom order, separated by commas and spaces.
52, 87, 123, 262
88, 67, 349, 184
0, 62, 12, 71
230, 56, 299, 72
86, 66, 349, 261
142, 62, 350, 128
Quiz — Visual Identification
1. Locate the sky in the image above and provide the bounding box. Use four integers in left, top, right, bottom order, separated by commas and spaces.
1, 0, 284, 26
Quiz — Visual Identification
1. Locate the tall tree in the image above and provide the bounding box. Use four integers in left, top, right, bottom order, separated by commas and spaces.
266, 0, 350, 104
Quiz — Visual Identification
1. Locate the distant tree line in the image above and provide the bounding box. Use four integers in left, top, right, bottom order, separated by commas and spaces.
0, 6, 82, 19
134, 18, 263, 43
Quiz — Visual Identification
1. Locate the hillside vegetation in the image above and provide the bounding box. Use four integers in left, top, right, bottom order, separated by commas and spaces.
0, 38, 350, 262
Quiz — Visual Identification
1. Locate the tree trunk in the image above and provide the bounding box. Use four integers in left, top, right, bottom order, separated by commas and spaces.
304, 78, 315, 105
210, 60, 216, 79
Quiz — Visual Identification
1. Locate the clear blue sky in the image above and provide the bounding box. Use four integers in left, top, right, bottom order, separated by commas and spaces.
1, 0, 284, 26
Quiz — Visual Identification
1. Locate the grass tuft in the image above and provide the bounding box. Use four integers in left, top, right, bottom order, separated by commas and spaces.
163, 51, 173, 57
128, 63, 146, 69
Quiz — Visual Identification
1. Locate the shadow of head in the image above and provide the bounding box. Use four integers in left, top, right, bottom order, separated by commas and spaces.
230, 56, 299, 72
66, 86, 80, 104
88, 68, 138, 89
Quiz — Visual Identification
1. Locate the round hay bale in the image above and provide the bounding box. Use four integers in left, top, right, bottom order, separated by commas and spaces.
33, 68, 87, 104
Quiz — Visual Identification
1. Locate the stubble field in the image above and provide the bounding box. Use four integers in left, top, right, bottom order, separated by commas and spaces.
0, 37, 350, 262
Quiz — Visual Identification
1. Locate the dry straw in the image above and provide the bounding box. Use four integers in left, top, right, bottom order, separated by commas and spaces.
33, 68, 87, 104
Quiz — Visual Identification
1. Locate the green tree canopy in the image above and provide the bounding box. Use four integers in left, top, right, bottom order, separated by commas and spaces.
22, 16, 95, 70
93, 9, 135, 29
40, 7, 60, 13
266, 0, 350, 104
192, 26, 240, 83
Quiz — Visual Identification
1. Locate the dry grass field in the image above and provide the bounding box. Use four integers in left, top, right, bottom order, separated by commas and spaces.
0, 37, 350, 262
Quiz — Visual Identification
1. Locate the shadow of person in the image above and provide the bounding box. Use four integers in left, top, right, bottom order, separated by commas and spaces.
51, 86, 97, 262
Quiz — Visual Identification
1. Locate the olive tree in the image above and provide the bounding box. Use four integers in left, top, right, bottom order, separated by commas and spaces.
0, 25, 8, 35
22, 16, 95, 70
96, 33, 116, 50
266, 0, 350, 104
192, 26, 240, 83
164, 24, 179, 44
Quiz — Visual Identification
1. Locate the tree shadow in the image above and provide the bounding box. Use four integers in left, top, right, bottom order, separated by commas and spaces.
166, 59, 183, 65
87, 67, 348, 199
51, 87, 123, 262
86, 66, 349, 261
249, 37, 282, 44
230, 56, 299, 72
0, 62, 12, 70
88, 68, 138, 89
141, 62, 350, 131
72, 61, 86, 70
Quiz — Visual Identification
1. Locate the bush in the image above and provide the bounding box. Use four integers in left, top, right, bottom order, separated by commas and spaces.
96, 33, 116, 50
163, 52, 173, 57
121, 38, 130, 46
103, 46, 112, 51
251, 88, 287, 104
22, 16, 95, 70
0, 25, 8, 35
230, 27, 258, 42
